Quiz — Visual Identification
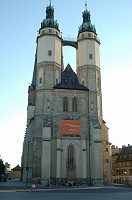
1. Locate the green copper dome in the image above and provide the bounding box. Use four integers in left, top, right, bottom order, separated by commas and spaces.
40, 4, 59, 30
78, 3, 96, 35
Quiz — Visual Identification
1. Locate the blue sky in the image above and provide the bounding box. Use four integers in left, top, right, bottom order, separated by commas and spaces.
0, 0, 132, 167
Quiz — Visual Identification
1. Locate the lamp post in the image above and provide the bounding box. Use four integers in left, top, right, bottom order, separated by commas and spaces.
124, 171, 127, 184
26, 141, 30, 186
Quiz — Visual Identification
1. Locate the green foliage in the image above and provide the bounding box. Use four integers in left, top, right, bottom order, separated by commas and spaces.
0, 159, 5, 175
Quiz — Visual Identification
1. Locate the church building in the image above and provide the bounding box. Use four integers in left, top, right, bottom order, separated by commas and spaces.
21, 2, 112, 185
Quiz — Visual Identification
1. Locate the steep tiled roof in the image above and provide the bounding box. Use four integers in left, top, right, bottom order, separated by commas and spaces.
115, 145, 132, 162
12, 165, 21, 171
53, 64, 89, 91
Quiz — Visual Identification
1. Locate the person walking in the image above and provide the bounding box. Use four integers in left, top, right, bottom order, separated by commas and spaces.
31, 179, 36, 192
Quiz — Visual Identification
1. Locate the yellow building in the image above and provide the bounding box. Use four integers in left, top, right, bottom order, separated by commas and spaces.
112, 145, 132, 186
12, 165, 21, 180
102, 120, 112, 185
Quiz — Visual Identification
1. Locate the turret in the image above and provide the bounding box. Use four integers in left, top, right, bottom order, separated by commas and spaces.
40, 3, 59, 31
36, 2, 62, 89
78, 3, 96, 35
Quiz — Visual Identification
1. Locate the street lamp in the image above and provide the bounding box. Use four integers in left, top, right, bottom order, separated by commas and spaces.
124, 171, 127, 184
124, 171, 127, 175
26, 141, 30, 186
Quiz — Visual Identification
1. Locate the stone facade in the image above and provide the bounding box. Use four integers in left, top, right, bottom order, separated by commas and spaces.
21, 3, 111, 186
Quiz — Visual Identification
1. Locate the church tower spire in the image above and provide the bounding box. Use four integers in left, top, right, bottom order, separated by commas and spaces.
83, 2, 90, 23
40, 1, 59, 30
78, 3, 96, 35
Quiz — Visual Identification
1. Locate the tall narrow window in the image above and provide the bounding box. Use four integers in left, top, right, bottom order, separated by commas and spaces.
48, 50, 52, 56
56, 78, 58, 84
81, 78, 85, 86
82, 34, 84, 38
67, 145, 74, 167
88, 33, 91, 37
47, 100, 50, 110
56, 70, 59, 84
39, 77, 42, 84
82, 80, 85, 86
63, 97, 68, 112
72, 97, 77, 112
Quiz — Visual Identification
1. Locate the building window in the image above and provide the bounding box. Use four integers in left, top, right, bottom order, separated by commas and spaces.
91, 102, 94, 113
129, 169, 132, 175
88, 33, 91, 37
67, 145, 74, 167
82, 34, 84, 38
89, 54, 93, 59
82, 80, 85, 85
94, 34, 97, 39
47, 100, 50, 110
63, 97, 68, 112
116, 170, 118, 175
72, 97, 77, 112
56, 70, 59, 84
48, 50, 52, 56
106, 148, 108, 152
81, 78, 85, 86
39, 77, 42, 84
56, 78, 58, 84
49, 29, 52, 33
42, 30, 45, 35
106, 159, 109, 163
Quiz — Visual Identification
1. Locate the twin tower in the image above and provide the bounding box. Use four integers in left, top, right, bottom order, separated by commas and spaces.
21, 2, 111, 185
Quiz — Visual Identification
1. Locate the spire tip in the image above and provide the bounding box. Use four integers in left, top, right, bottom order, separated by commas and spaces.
85, 1, 87, 10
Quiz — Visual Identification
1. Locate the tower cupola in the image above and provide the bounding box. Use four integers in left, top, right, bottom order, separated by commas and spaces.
40, 2, 59, 30
78, 3, 96, 35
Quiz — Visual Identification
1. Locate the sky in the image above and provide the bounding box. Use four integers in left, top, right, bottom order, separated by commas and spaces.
0, 0, 132, 168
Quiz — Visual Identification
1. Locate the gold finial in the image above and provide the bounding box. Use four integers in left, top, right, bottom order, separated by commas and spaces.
85, 1, 87, 10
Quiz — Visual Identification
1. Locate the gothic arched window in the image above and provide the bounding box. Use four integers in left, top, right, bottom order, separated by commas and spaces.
67, 145, 74, 167
72, 97, 77, 112
82, 80, 85, 85
81, 78, 85, 86
63, 97, 68, 112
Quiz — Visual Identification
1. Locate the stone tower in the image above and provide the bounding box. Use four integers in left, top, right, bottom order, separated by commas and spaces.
21, 2, 111, 186
77, 3, 103, 182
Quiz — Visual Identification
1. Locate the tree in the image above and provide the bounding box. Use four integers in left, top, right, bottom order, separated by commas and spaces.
0, 159, 5, 175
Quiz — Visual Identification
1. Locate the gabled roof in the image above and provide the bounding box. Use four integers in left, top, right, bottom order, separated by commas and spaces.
12, 164, 21, 171
53, 64, 89, 91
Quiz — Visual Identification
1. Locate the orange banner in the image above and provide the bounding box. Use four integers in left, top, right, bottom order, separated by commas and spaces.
60, 120, 81, 135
